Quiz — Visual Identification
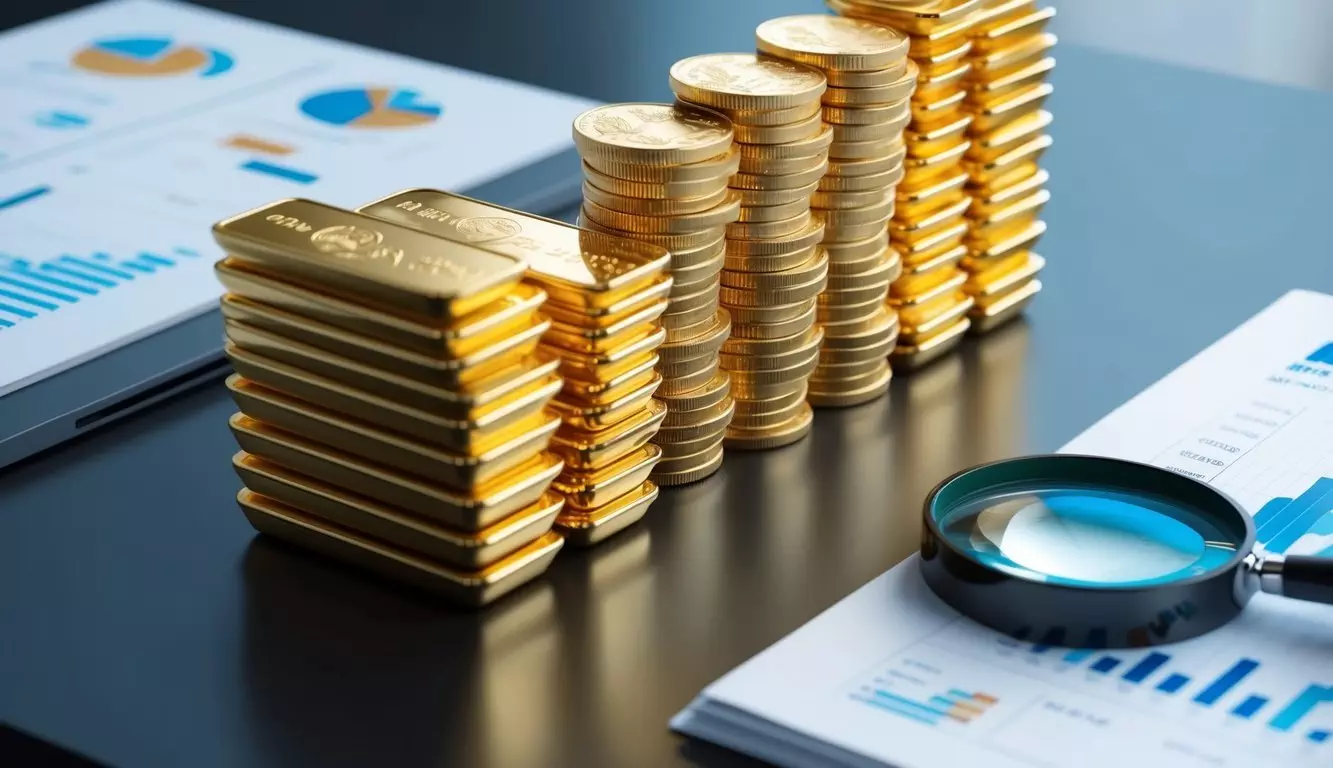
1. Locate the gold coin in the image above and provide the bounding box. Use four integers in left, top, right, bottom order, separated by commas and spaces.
830, 247, 899, 283
582, 163, 731, 200
820, 276, 891, 305
830, 135, 905, 160
670, 254, 725, 296
660, 309, 731, 364
731, 392, 808, 432
826, 141, 907, 176
721, 251, 827, 291
821, 217, 891, 242
820, 302, 897, 341
652, 436, 723, 474
829, 110, 910, 143
824, 60, 910, 88
713, 100, 821, 127
823, 231, 888, 262
817, 163, 903, 194
756, 14, 909, 71
736, 124, 833, 159
736, 181, 822, 207
665, 233, 727, 270
730, 161, 830, 191
670, 53, 827, 111
825, 253, 898, 291
726, 243, 816, 274
818, 295, 883, 325
658, 356, 720, 395
816, 194, 893, 227
724, 402, 813, 450
581, 191, 741, 234
818, 333, 896, 365
727, 297, 816, 328
582, 181, 730, 216
655, 420, 727, 458
728, 360, 818, 400
721, 269, 826, 307
729, 300, 817, 339
810, 355, 884, 380
585, 148, 741, 184
651, 440, 726, 486
721, 322, 820, 359
654, 399, 736, 443
821, 62, 919, 107
664, 277, 722, 316
732, 110, 824, 145
737, 198, 811, 224
727, 210, 817, 241
721, 327, 824, 372
821, 97, 910, 126
809, 356, 890, 388
573, 102, 734, 166
737, 150, 828, 176
725, 215, 825, 256
659, 371, 731, 417
661, 298, 719, 333
807, 363, 891, 408
811, 187, 894, 211
578, 214, 721, 252
657, 345, 720, 379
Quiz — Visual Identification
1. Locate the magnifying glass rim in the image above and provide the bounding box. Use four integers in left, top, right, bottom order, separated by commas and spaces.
921, 454, 1257, 594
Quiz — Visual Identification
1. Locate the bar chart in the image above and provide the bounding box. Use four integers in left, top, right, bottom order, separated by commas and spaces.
1254, 476, 1333, 555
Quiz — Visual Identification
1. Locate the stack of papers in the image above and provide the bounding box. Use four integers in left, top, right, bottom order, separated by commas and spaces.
673, 289, 1333, 768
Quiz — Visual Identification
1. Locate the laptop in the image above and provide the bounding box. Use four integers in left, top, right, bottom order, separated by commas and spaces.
0, 0, 593, 468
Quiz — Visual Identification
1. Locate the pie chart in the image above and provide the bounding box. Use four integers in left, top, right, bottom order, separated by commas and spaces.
299, 87, 442, 129
72, 36, 233, 78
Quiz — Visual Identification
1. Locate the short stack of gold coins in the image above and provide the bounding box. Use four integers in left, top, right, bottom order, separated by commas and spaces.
830, 0, 982, 371
960, 0, 1054, 332
213, 198, 566, 607
570, 102, 739, 487
669, 53, 831, 449
756, 15, 912, 407
354, 190, 673, 547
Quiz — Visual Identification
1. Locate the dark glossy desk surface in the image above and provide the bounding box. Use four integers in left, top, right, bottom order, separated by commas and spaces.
3, 3, 1333, 767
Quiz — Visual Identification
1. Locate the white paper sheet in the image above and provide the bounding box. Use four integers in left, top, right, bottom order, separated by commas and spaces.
674, 289, 1333, 768
0, 0, 593, 396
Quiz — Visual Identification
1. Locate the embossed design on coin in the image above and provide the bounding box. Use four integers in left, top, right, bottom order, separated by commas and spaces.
671, 53, 823, 96
573, 102, 734, 165
309, 225, 383, 253
454, 216, 522, 242
759, 15, 904, 56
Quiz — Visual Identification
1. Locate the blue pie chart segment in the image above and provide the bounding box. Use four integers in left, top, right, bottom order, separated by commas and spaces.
300, 87, 442, 128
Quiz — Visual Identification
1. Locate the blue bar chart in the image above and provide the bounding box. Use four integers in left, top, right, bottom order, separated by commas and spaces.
1253, 477, 1333, 554
854, 686, 999, 727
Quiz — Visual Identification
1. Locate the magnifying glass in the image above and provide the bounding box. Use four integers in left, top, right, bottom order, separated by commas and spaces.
920, 455, 1333, 648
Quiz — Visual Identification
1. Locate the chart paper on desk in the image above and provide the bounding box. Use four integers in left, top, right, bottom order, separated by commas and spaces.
0, 0, 593, 397
674, 289, 1333, 768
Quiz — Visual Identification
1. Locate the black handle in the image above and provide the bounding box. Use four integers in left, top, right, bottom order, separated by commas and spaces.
1281, 556, 1333, 604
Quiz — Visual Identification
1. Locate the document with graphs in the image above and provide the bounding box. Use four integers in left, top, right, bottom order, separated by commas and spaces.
673, 289, 1333, 768
0, 0, 592, 397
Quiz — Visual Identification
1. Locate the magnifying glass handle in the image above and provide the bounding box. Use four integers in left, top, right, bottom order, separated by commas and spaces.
1254, 555, 1333, 605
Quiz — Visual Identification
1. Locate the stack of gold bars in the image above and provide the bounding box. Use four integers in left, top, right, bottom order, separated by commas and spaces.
570, 102, 738, 486
353, 190, 673, 546
830, 0, 980, 370
213, 198, 567, 606
960, 0, 1054, 331
756, 15, 911, 406
668, 53, 830, 448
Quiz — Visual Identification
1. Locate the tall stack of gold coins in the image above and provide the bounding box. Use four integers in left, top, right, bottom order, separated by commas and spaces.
355, 190, 672, 546
830, 0, 981, 371
960, 0, 1054, 332
669, 53, 831, 450
571, 102, 739, 487
213, 199, 566, 606
756, 15, 912, 407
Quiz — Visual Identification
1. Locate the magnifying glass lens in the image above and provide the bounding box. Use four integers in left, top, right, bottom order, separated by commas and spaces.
937, 485, 1245, 588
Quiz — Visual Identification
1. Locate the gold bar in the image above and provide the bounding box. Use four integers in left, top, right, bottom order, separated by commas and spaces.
891, 316, 971, 371
549, 328, 666, 384
551, 444, 662, 510
223, 312, 550, 396
969, 278, 1042, 332
234, 453, 564, 569
968, 167, 1048, 215
965, 218, 1046, 266
899, 294, 975, 341
356, 189, 671, 309
967, 82, 1052, 133
966, 252, 1045, 298
226, 375, 559, 491
559, 354, 660, 404
229, 414, 563, 531
541, 275, 672, 327
224, 343, 560, 453
538, 298, 669, 355
555, 481, 659, 547
237, 490, 564, 607
549, 399, 668, 470
215, 261, 546, 359
213, 198, 525, 320
892, 245, 968, 297
966, 188, 1049, 243
548, 373, 663, 431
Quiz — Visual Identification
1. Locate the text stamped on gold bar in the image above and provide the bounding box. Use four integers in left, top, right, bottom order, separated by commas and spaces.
212, 198, 525, 319
357, 190, 670, 304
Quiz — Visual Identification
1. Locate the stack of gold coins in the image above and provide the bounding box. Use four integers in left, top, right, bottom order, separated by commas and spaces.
570, 102, 738, 487
669, 52, 830, 449
960, 0, 1054, 332
354, 190, 671, 547
756, 15, 912, 407
213, 198, 566, 606
829, 0, 982, 371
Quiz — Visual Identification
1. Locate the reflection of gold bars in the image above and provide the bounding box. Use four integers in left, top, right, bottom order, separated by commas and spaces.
237, 490, 564, 607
